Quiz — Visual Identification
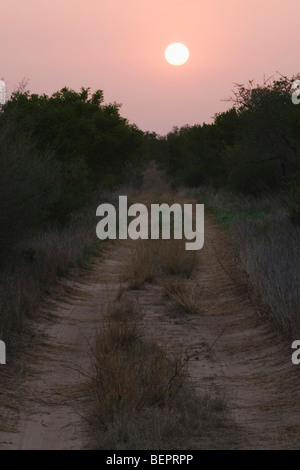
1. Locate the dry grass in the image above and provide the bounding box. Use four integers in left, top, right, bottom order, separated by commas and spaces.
230, 213, 300, 337
94, 389, 234, 450
159, 239, 197, 277
120, 184, 199, 289
121, 240, 159, 289
91, 323, 186, 423
103, 296, 142, 323
89, 295, 234, 449
91, 295, 186, 423
122, 238, 197, 289
161, 277, 201, 314
0, 204, 104, 341
192, 185, 300, 337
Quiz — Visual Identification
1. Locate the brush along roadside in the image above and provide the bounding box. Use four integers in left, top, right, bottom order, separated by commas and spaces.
160, 277, 202, 314
87, 293, 235, 450
121, 238, 198, 289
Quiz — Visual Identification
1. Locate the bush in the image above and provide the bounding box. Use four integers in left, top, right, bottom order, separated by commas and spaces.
0, 125, 61, 256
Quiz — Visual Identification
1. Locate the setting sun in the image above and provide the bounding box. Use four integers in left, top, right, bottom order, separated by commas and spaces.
165, 43, 189, 66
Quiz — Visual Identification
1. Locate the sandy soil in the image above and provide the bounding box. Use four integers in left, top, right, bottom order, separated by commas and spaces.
0, 253, 121, 449
1, 210, 300, 449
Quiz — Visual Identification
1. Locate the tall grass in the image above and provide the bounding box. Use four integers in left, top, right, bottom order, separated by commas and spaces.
0, 200, 107, 342
161, 277, 201, 314
92, 321, 186, 423
122, 238, 197, 289
192, 186, 300, 337
89, 293, 232, 450
230, 213, 300, 336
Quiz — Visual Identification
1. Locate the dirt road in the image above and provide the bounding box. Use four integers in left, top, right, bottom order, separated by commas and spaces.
1, 211, 300, 449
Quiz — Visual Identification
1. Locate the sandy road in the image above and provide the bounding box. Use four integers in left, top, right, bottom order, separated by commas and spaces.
0, 251, 122, 449
1, 210, 300, 449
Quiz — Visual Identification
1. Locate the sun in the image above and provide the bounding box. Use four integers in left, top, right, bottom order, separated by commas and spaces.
165, 43, 189, 66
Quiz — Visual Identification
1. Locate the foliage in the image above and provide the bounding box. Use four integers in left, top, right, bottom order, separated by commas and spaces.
0, 86, 144, 255
154, 74, 300, 196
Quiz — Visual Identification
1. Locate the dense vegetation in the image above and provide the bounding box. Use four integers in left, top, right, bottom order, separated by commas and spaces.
150, 75, 300, 200
0, 86, 145, 340
0, 86, 144, 256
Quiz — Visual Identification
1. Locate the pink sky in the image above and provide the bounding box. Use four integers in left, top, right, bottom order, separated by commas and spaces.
1, 0, 299, 134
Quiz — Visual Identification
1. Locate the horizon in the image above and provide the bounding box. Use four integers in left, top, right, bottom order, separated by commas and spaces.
1, 0, 300, 134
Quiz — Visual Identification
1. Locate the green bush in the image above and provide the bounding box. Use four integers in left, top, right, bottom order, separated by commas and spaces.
0, 86, 144, 237
157, 75, 300, 195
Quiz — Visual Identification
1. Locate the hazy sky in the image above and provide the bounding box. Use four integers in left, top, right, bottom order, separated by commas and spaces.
1, 0, 299, 134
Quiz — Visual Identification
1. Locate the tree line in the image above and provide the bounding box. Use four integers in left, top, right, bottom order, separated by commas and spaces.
0, 86, 145, 257
148, 75, 300, 199
1, 74, 300, 260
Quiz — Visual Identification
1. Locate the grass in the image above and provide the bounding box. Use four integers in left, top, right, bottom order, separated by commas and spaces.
191, 186, 300, 337
120, 195, 201, 321
91, 322, 186, 423
190, 186, 273, 229
230, 213, 300, 336
103, 296, 142, 322
0, 200, 108, 343
208, 206, 270, 229
121, 240, 159, 288
89, 292, 234, 450
161, 277, 201, 314
122, 237, 198, 289
159, 239, 197, 277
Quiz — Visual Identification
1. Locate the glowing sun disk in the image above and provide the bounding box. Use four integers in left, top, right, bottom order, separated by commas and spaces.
165, 43, 189, 66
